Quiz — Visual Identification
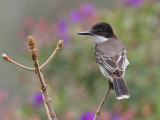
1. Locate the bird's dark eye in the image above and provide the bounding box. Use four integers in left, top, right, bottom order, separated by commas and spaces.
97, 29, 102, 33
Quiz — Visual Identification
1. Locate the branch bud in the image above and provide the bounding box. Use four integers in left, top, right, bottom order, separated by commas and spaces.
28, 35, 37, 61
57, 40, 63, 49
2, 54, 10, 61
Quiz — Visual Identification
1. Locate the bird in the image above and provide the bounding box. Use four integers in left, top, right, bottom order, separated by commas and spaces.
78, 22, 130, 100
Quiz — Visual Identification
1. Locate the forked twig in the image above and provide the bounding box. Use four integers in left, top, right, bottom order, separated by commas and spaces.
28, 36, 57, 120
2, 35, 63, 120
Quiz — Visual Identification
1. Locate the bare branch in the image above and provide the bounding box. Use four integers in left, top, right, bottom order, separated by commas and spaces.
2, 54, 35, 71
28, 35, 57, 120
40, 40, 63, 70
93, 84, 112, 120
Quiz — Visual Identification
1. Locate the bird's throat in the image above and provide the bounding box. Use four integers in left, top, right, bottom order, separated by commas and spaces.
91, 35, 109, 44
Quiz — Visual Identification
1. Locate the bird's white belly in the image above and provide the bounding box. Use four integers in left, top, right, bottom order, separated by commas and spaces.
99, 65, 113, 82
123, 58, 129, 76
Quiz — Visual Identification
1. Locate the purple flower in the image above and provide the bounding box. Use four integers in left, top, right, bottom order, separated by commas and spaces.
80, 4, 96, 15
78, 112, 98, 120
123, 0, 142, 6
111, 113, 120, 120
69, 10, 83, 23
56, 19, 68, 34
56, 19, 71, 46
30, 91, 43, 107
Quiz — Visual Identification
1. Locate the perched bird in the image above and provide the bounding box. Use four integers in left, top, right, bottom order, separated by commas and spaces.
78, 22, 130, 99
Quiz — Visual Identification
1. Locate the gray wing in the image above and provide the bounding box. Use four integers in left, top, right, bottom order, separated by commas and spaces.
95, 47, 127, 74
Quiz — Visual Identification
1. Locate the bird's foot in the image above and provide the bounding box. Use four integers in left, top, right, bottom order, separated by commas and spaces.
108, 81, 114, 90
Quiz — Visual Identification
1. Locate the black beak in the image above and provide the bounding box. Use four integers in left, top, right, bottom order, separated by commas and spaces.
77, 31, 93, 35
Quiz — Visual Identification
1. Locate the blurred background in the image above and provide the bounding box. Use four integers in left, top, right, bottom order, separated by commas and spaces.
0, 0, 160, 120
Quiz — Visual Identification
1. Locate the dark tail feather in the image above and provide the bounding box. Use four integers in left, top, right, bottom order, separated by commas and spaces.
113, 78, 130, 100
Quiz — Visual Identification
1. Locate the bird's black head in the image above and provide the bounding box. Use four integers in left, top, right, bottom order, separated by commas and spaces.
78, 22, 115, 38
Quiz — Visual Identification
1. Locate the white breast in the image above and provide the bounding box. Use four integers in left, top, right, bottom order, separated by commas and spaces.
91, 35, 109, 44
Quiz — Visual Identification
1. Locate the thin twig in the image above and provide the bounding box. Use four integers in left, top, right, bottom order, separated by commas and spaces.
93, 83, 112, 120
40, 40, 63, 70
28, 35, 57, 120
2, 54, 35, 71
